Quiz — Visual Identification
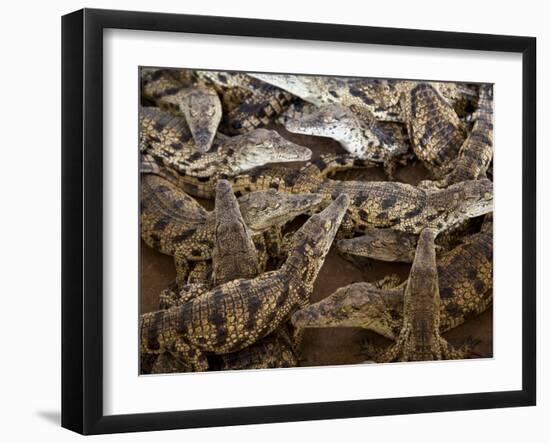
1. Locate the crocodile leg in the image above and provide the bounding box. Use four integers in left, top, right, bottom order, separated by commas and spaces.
159, 281, 210, 310
158, 281, 180, 310
187, 261, 212, 285
173, 253, 191, 288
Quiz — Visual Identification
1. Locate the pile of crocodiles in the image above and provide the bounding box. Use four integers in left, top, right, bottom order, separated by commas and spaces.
139, 68, 493, 372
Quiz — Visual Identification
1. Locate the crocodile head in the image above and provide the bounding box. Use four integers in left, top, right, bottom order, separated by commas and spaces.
283, 194, 350, 288
179, 87, 222, 153
285, 103, 354, 134
291, 282, 402, 340
238, 189, 325, 233
213, 180, 260, 285
284, 104, 399, 158
249, 73, 323, 104
231, 129, 312, 172
429, 178, 493, 231
337, 229, 418, 263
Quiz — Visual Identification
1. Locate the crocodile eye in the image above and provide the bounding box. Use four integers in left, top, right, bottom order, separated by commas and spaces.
268, 201, 281, 209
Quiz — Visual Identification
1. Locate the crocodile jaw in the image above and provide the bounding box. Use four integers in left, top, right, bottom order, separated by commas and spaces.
241, 192, 325, 232
291, 283, 398, 340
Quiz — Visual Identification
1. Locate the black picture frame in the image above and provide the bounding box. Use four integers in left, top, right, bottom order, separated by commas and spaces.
61, 8, 536, 435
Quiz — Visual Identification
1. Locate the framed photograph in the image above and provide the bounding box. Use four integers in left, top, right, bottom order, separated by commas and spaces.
62, 8, 536, 435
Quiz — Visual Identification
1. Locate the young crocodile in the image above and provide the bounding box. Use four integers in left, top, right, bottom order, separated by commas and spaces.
212, 180, 299, 370
401, 83, 467, 177
252, 73, 478, 122
154, 147, 492, 237
210, 179, 261, 285
337, 216, 484, 263
282, 103, 410, 175
142, 69, 295, 141
251, 75, 406, 161
292, 219, 492, 342
139, 194, 350, 371
443, 84, 493, 185
142, 69, 222, 152
375, 228, 474, 361
233, 167, 492, 235
140, 107, 312, 180
140, 173, 324, 285
148, 180, 299, 373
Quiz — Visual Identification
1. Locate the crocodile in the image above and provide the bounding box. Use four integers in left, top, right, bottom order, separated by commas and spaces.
338, 228, 419, 263
141, 69, 222, 152
177, 69, 296, 135
211, 179, 260, 286
282, 103, 410, 175
148, 180, 299, 373
374, 228, 474, 361
212, 180, 299, 370
250, 74, 477, 122
147, 134, 492, 237
142, 69, 295, 141
139, 194, 350, 371
291, 217, 493, 342
231, 170, 493, 236
212, 324, 298, 371
140, 173, 324, 285
139, 107, 312, 179
337, 216, 484, 263
401, 83, 467, 177
442, 84, 493, 185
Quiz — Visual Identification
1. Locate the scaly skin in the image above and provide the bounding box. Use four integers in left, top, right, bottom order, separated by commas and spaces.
402, 83, 467, 177
139, 195, 350, 371
338, 228, 418, 263
140, 107, 312, 179
143, 68, 249, 102
337, 217, 483, 263
215, 325, 298, 371
443, 84, 493, 185
143, 69, 295, 136
150, 144, 492, 238
212, 185, 300, 370
378, 228, 461, 361
319, 178, 492, 235
251, 74, 478, 122
292, 220, 492, 341
149, 151, 373, 200
140, 173, 324, 285
149, 180, 300, 373
183, 70, 295, 135
211, 180, 260, 286
141, 69, 222, 152
283, 103, 409, 171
